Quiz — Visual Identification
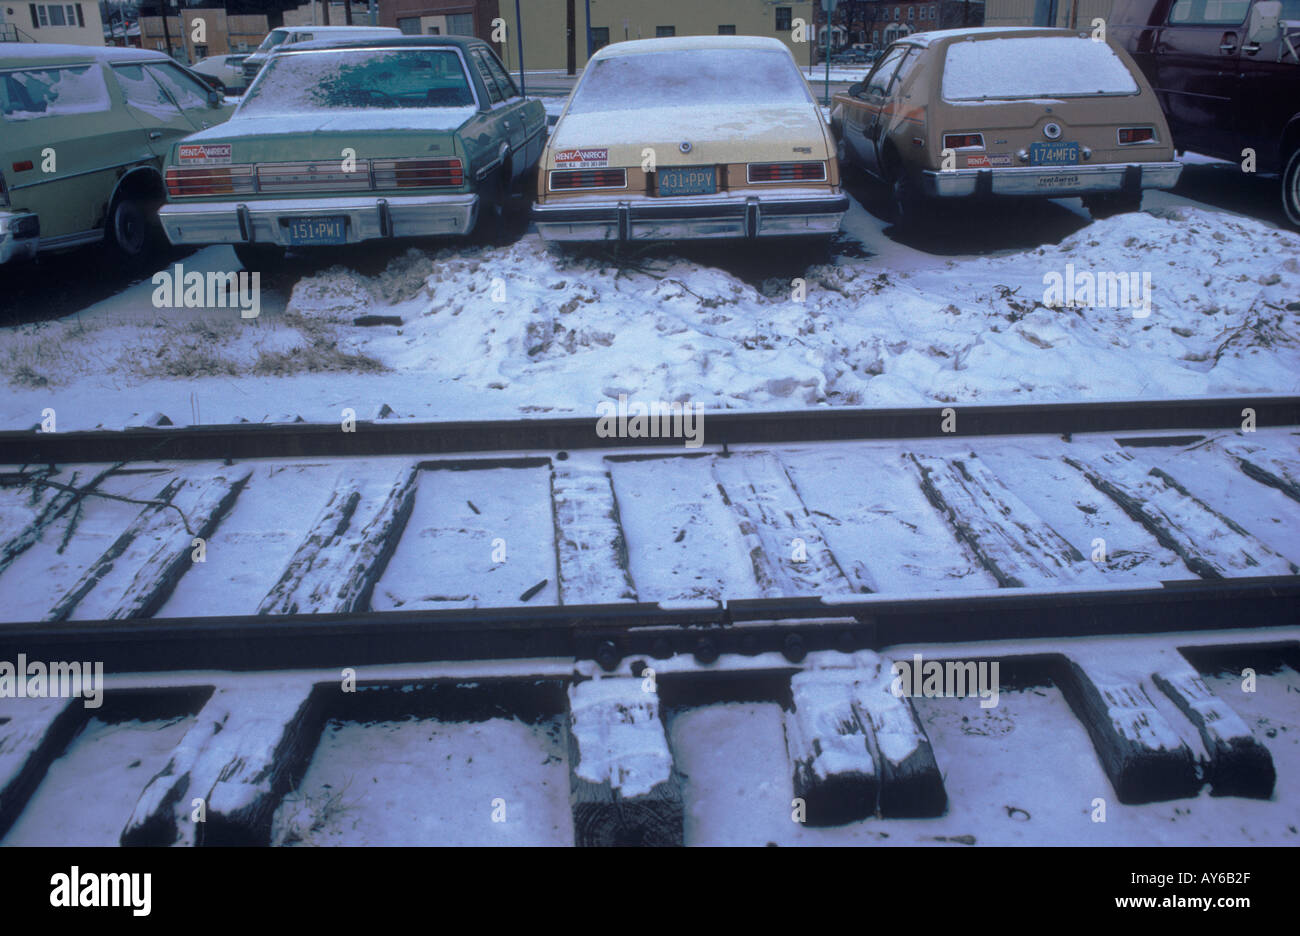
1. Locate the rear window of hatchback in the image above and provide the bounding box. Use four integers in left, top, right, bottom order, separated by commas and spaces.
941, 36, 1139, 102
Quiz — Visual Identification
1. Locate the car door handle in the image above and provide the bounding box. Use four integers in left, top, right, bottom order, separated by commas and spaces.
1242, 41, 1261, 54
148, 131, 162, 140
1219, 42, 1237, 52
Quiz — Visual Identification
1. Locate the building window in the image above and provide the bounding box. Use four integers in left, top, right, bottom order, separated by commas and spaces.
908, 6, 914, 18
397, 16, 420, 35
895, 7, 901, 19
590, 26, 610, 51
447, 12, 473, 35
872, 29, 879, 43
718, 24, 736, 34
930, 5, 937, 18
194, 43, 208, 57
427, 26, 440, 34
775, 6, 792, 32
656, 25, 675, 37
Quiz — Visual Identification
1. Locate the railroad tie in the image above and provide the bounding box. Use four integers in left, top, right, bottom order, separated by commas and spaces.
0, 697, 87, 840
1057, 656, 1200, 805
120, 684, 324, 846
904, 451, 1105, 588
1221, 440, 1300, 505
566, 677, 683, 847
1151, 667, 1276, 799
43, 465, 253, 622
258, 464, 419, 615
782, 656, 947, 826
1062, 450, 1299, 579
550, 462, 638, 605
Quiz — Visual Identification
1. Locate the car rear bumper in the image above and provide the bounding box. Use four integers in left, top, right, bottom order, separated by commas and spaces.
0, 211, 40, 265
158, 194, 479, 246
533, 189, 849, 241
921, 162, 1183, 198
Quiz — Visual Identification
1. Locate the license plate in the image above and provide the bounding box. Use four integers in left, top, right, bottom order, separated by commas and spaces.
1030, 141, 1080, 166
284, 216, 347, 245
657, 166, 716, 196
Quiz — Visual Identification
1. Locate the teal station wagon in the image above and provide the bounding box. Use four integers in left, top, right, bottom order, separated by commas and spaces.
158, 36, 546, 269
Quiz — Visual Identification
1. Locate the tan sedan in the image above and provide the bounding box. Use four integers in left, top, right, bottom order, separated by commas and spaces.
830, 27, 1182, 225
533, 35, 848, 243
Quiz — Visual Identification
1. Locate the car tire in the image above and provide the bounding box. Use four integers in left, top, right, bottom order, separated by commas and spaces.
836, 135, 854, 174
106, 193, 164, 266
1083, 192, 1143, 219
1281, 147, 1300, 230
472, 167, 510, 245
233, 243, 287, 276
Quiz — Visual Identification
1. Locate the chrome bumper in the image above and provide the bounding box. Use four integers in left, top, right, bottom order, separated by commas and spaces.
533, 189, 849, 242
922, 161, 1183, 198
0, 210, 40, 264
158, 193, 479, 246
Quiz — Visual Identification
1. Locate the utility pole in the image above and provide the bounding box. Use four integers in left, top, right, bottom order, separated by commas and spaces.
159, 0, 173, 58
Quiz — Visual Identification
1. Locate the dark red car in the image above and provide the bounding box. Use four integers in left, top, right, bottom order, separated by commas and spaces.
1112, 0, 1300, 226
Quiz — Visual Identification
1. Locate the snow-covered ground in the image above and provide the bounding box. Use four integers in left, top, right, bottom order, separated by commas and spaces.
2, 198, 1295, 432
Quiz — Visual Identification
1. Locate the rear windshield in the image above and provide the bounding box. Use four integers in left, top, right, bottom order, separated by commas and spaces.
941, 36, 1139, 101
567, 48, 812, 114
240, 48, 475, 113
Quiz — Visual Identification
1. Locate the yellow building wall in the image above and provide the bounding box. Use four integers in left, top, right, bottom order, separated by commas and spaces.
503, 0, 819, 73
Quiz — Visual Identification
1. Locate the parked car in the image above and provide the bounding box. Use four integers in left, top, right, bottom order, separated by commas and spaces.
191, 53, 249, 94
830, 27, 1183, 224
533, 36, 848, 243
240, 25, 400, 85
1111, 0, 1300, 226
0, 43, 235, 267
159, 36, 546, 269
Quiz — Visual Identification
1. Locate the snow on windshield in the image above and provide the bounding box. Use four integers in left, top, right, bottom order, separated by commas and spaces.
239, 49, 477, 116
567, 48, 812, 114
0, 65, 111, 122
942, 37, 1139, 101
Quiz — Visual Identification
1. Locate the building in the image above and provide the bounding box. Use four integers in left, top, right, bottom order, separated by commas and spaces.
0, 1, 105, 44
381, 0, 823, 73
983, 0, 1110, 28
833, 0, 986, 48
138, 1, 373, 62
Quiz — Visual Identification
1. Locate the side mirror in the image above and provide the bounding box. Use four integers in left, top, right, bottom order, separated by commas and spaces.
848, 82, 864, 97
207, 89, 222, 108
1247, 0, 1283, 43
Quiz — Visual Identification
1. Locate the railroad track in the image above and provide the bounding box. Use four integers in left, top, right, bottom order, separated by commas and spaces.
0, 397, 1296, 845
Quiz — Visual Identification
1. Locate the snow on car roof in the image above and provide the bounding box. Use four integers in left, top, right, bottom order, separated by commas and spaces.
0, 43, 174, 69
590, 35, 791, 59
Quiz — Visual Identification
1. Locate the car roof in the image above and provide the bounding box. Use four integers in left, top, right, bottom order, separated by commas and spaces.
277, 25, 398, 32
591, 35, 790, 58
0, 43, 174, 69
900, 27, 1086, 48
277, 35, 494, 54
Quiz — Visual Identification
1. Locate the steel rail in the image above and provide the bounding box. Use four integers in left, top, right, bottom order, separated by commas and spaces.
0, 395, 1295, 465
0, 575, 1295, 673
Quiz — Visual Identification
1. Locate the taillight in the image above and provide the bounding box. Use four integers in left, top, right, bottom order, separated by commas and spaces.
1118, 127, 1155, 145
942, 133, 984, 150
746, 161, 827, 183
548, 168, 627, 191
165, 165, 255, 197
372, 158, 463, 189
11, 161, 33, 173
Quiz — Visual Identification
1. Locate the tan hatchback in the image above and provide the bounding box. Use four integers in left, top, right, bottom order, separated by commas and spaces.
830, 27, 1182, 225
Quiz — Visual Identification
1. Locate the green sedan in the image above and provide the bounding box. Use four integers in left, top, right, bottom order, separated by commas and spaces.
158, 36, 547, 270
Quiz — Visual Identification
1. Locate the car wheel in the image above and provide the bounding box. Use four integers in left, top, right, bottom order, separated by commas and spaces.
1281, 147, 1300, 230
1083, 192, 1143, 219
233, 243, 287, 276
472, 167, 510, 245
836, 135, 854, 174
106, 194, 164, 265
